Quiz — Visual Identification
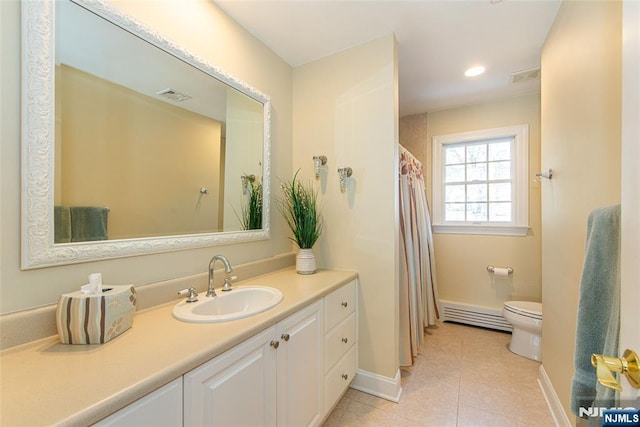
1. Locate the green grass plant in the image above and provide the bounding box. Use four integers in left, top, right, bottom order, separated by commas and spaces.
241, 182, 262, 230
278, 170, 322, 249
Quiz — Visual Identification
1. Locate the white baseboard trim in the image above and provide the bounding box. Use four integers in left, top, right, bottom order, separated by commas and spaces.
538, 364, 571, 427
350, 368, 403, 403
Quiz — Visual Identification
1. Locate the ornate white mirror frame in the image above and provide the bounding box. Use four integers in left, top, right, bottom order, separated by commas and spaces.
21, 0, 271, 269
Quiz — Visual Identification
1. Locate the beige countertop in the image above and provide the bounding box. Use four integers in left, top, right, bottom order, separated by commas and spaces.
0, 268, 357, 427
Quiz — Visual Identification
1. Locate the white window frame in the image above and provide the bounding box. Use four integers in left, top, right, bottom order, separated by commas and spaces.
432, 124, 529, 236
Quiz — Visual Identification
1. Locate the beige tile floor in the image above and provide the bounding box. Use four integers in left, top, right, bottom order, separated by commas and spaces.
323, 321, 556, 427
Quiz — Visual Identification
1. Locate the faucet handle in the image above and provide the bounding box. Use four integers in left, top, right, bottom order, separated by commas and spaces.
178, 287, 199, 303
221, 276, 238, 292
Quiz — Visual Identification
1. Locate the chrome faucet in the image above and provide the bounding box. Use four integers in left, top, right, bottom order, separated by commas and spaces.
208, 255, 233, 297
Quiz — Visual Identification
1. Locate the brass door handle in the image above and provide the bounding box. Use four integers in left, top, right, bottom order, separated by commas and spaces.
591, 349, 640, 391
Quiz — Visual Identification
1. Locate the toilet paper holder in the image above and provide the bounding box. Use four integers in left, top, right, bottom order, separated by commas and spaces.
486, 265, 513, 275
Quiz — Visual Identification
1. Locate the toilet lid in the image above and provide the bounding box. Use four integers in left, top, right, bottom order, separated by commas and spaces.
504, 301, 542, 318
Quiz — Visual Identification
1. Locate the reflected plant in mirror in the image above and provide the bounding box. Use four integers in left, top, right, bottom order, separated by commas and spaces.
21, 0, 271, 268
239, 174, 263, 231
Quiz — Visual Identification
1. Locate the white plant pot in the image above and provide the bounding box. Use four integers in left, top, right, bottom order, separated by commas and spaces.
296, 248, 317, 275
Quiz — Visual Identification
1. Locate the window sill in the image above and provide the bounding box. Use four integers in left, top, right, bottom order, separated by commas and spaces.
432, 224, 529, 237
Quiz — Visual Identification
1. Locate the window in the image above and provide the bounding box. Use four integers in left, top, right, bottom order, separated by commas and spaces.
432, 125, 529, 236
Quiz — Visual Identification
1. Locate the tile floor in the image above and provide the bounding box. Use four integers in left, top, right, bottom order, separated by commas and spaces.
323, 321, 556, 427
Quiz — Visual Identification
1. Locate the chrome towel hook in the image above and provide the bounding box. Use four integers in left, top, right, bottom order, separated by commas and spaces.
535, 169, 553, 181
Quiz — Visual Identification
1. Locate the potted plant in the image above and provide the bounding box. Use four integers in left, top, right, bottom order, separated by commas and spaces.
278, 170, 322, 274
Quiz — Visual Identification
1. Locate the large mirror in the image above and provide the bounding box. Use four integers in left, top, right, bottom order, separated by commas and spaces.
21, 0, 271, 269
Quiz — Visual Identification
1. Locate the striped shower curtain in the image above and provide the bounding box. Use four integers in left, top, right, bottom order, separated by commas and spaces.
399, 145, 440, 366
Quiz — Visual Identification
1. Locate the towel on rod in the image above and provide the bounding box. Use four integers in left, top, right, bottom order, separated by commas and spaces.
70, 206, 109, 242
54, 206, 72, 243
570, 204, 621, 417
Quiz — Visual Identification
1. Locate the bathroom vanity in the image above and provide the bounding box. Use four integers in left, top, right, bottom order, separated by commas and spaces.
0, 268, 358, 426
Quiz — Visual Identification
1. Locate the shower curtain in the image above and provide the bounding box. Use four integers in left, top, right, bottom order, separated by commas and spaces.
399, 145, 440, 366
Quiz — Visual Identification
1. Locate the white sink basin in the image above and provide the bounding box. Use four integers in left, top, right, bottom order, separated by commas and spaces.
173, 286, 283, 323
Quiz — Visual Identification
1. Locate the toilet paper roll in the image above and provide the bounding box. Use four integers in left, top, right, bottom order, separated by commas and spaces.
493, 267, 510, 277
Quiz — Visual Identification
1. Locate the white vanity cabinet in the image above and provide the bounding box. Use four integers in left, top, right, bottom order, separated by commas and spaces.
93, 377, 183, 427
1, 269, 361, 427
94, 279, 357, 427
183, 301, 323, 427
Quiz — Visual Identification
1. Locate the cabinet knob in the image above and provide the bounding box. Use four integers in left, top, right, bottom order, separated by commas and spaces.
341, 337, 348, 344
342, 374, 349, 380
341, 301, 348, 308
281, 333, 290, 342
270, 340, 279, 349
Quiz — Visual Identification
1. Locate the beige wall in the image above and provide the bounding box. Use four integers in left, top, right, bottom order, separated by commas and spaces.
0, 0, 293, 314
405, 94, 541, 311
293, 35, 400, 379
58, 65, 224, 238
399, 114, 428, 167
541, 0, 622, 420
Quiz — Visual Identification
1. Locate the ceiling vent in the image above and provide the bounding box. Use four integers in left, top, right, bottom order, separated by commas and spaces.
510, 68, 541, 84
156, 88, 192, 102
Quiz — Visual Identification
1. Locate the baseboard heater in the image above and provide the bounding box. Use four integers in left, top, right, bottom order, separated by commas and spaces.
440, 299, 513, 332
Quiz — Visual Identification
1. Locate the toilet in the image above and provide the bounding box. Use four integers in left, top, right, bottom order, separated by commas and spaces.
503, 301, 542, 361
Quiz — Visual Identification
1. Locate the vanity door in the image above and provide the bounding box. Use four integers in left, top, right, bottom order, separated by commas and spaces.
94, 377, 182, 427
276, 301, 324, 427
183, 326, 277, 426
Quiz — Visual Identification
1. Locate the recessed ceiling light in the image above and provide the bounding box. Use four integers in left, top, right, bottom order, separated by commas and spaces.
464, 66, 486, 77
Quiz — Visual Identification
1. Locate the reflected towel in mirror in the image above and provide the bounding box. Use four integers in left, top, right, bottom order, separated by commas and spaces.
69, 206, 109, 242
54, 206, 72, 243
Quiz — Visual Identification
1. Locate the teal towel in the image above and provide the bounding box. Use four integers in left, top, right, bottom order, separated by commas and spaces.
570, 204, 621, 417
54, 206, 72, 243
70, 206, 109, 242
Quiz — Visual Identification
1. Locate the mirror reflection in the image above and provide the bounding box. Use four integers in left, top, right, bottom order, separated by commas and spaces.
54, 0, 264, 243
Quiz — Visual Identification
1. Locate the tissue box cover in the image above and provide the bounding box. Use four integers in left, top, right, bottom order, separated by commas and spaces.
56, 285, 136, 344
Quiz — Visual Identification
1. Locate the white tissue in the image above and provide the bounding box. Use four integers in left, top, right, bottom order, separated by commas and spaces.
492, 267, 510, 278
81, 273, 103, 294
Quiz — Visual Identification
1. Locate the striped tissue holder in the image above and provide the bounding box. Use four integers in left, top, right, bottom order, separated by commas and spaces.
56, 285, 136, 345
